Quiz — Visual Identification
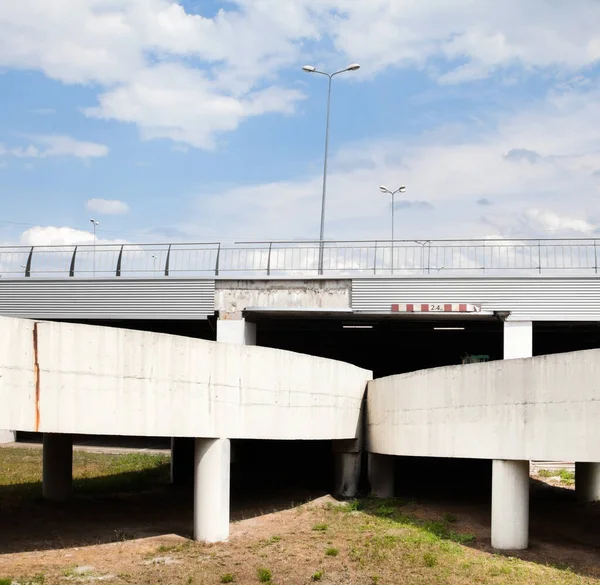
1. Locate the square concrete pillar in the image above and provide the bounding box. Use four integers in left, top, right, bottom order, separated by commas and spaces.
575, 462, 600, 502
216, 319, 256, 345
0, 430, 15, 444
368, 453, 394, 498
503, 321, 532, 360
194, 438, 231, 543
43, 433, 73, 502
491, 459, 529, 550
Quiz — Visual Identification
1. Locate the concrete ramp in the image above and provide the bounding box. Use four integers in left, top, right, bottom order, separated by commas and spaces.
366, 350, 600, 462
0, 316, 371, 440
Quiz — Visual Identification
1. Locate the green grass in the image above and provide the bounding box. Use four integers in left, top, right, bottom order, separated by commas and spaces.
311, 570, 323, 581
257, 568, 272, 583
537, 468, 575, 484
0, 578, 12, 585
423, 552, 437, 568
312, 523, 328, 532
325, 547, 339, 557
220, 574, 235, 583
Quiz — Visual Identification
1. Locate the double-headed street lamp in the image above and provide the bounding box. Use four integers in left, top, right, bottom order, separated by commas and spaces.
302, 63, 361, 274
379, 185, 406, 273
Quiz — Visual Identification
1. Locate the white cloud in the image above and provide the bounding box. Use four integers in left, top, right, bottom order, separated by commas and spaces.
2, 1, 600, 148
86, 198, 129, 215
0, 135, 108, 160
20, 226, 125, 246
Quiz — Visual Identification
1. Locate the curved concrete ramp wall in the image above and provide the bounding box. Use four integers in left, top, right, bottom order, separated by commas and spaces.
367, 351, 600, 462
0, 317, 371, 440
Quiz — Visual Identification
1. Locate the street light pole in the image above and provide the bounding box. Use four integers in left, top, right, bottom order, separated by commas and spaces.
379, 185, 406, 274
302, 63, 360, 275
89, 218, 99, 276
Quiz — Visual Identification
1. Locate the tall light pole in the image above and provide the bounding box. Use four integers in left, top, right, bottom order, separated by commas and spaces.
379, 185, 406, 273
89, 218, 99, 276
302, 63, 361, 275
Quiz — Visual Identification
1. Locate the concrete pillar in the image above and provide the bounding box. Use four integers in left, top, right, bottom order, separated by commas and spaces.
170, 437, 195, 486
368, 453, 394, 498
491, 459, 529, 550
216, 318, 256, 345
333, 438, 361, 498
194, 438, 230, 543
42, 433, 73, 502
0, 430, 15, 444
575, 462, 600, 502
503, 321, 533, 359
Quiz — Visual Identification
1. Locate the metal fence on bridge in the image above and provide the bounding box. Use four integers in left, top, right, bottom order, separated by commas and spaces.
0, 238, 598, 278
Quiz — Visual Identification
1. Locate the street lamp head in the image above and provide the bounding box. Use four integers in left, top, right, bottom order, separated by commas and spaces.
398, 185, 406, 193
302, 65, 316, 72
90, 218, 99, 226
346, 63, 361, 71
379, 185, 389, 193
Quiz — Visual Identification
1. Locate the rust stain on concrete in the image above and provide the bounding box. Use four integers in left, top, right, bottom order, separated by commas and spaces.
33, 322, 40, 432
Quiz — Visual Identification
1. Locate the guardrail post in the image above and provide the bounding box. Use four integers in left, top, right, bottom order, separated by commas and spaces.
427, 241, 432, 274
165, 244, 172, 277
25, 246, 33, 277
373, 242, 378, 275
266, 242, 272, 276
537, 240, 542, 274
215, 244, 221, 276
595, 241, 598, 274
116, 245, 124, 277
69, 246, 77, 277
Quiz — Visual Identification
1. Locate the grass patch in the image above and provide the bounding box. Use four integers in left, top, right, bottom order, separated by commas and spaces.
312, 523, 328, 532
311, 570, 323, 581
325, 547, 339, 557
0, 579, 12, 585
537, 468, 575, 484
256, 568, 272, 583
423, 552, 437, 568
220, 574, 235, 583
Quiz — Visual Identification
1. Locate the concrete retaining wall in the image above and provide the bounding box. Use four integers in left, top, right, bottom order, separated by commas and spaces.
0, 316, 371, 440
367, 350, 600, 462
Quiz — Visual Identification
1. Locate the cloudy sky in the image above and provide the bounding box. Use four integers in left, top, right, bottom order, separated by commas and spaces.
1, 0, 600, 246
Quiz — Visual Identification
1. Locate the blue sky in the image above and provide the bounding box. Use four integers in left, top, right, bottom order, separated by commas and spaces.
1, 0, 600, 246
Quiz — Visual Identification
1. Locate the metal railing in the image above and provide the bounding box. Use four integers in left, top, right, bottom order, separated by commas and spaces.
0, 238, 598, 278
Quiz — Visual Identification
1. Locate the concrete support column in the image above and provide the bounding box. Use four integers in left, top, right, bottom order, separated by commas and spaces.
575, 462, 600, 502
216, 318, 256, 346
491, 459, 529, 550
194, 438, 231, 543
42, 433, 73, 502
368, 453, 394, 498
170, 437, 195, 486
503, 321, 533, 360
333, 439, 361, 498
0, 430, 15, 444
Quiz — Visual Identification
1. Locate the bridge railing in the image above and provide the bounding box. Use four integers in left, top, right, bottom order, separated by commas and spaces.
0, 238, 598, 277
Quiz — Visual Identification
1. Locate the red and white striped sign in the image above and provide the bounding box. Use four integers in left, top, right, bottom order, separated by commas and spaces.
391, 303, 481, 313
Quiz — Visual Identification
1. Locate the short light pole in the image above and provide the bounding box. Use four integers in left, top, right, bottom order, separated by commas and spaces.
302, 62, 361, 275
89, 218, 99, 276
379, 185, 406, 274
152, 254, 158, 277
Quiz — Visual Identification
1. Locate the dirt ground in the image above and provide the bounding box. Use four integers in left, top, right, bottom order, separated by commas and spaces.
0, 449, 599, 584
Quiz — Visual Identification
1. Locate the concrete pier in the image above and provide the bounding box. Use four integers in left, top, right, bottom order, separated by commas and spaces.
194, 438, 231, 543
42, 433, 73, 502
575, 462, 600, 502
368, 453, 394, 498
491, 459, 529, 550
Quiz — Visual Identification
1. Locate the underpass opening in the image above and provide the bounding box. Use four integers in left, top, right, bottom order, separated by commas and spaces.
251, 313, 503, 378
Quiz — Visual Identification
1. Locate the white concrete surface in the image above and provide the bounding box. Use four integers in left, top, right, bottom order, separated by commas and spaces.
333, 452, 361, 498
194, 438, 230, 542
367, 350, 600, 462
504, 321, 533, 359
43, 433, 73, 502
575, 462, 600, 502
216, 279, 351, 317
216, 318, 256, 345
0, 317, 371, 441
0, 430, 15, 443
368, 453, 394, 498
491, 459, 529, 550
